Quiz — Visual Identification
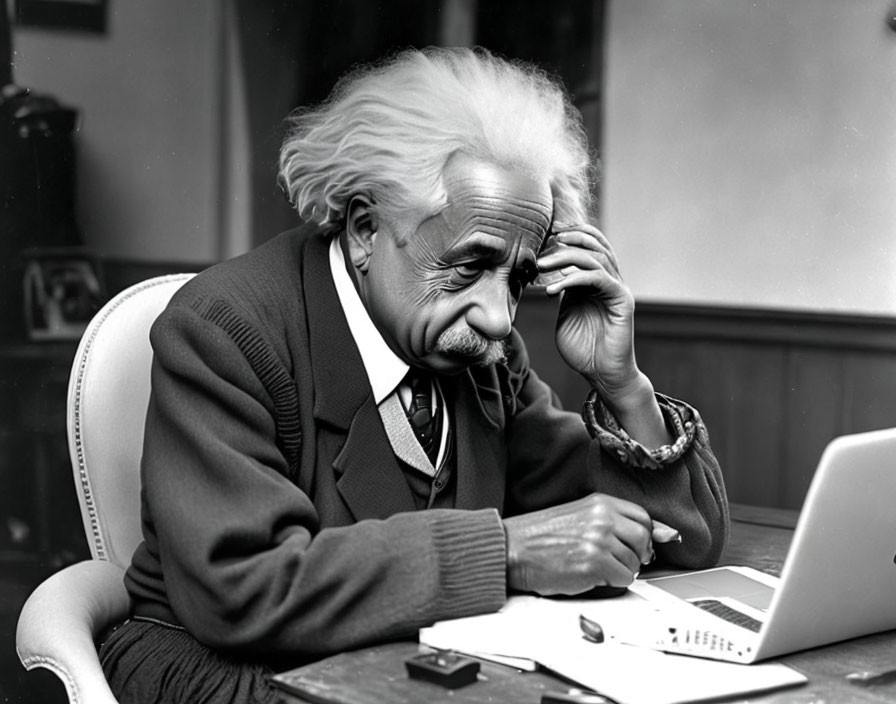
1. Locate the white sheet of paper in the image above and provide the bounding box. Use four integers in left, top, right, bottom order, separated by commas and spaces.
419, 595, 807, 704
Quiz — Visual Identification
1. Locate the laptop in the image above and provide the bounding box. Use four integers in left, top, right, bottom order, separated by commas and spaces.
626, 427, 896, 664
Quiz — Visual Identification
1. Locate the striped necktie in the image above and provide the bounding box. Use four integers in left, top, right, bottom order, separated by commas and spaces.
403, 371, 441, 465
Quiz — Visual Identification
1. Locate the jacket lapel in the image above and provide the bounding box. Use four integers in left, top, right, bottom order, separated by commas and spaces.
302, 234, 416, 520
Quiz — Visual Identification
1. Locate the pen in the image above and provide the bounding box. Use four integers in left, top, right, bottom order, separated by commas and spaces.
650, 519, 682, 544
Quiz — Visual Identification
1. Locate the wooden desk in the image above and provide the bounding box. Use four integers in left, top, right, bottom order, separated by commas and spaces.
277, 503, 896, 703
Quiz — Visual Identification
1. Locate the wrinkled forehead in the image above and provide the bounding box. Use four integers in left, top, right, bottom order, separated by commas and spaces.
424, 155, 554, 253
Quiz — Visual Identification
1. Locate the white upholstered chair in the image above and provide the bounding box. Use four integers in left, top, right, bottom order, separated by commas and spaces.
15, 273, 195, 704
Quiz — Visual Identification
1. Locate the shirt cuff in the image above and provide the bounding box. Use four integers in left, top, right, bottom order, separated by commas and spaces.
582, 390, 700, 470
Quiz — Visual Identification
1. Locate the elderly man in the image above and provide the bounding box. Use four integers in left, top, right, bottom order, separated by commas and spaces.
100, 47, 728, 703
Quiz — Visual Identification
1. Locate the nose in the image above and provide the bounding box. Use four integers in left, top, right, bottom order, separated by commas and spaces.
465, 282, 515, 340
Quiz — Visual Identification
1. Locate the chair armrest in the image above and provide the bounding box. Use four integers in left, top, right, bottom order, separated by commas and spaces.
16, 559, 130, 704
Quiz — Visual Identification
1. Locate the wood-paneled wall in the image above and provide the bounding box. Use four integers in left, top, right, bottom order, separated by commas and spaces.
514, 295, 896, 509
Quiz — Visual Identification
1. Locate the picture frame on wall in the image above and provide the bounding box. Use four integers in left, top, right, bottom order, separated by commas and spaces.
22, 247, 105, 342
14, 0, 108, 34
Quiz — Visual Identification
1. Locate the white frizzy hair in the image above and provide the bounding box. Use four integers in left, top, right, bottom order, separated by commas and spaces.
277, 46, 596, 231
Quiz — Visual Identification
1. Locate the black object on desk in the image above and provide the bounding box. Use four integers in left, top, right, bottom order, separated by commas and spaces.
405, 651, 479, 688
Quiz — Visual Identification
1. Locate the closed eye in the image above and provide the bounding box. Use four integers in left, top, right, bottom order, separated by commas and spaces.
454, 262, 482, 280
441, 261, 484, 290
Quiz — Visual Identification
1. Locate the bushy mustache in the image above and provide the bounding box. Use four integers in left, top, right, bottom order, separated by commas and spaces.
434, 328, 508, 366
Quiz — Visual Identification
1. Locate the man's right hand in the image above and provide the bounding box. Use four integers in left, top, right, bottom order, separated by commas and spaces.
503, 494, 679, 596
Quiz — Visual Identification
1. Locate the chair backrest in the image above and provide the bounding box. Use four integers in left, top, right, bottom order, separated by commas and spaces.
67, 274, 194, 567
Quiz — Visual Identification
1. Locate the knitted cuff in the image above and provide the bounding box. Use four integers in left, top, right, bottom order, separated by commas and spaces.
582, 391, 700, 470
430, 508, 508, 617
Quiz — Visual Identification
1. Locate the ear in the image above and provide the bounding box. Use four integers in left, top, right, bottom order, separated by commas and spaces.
345, 195, 379, 273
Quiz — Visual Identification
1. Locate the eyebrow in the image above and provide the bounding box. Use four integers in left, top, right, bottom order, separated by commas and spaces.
441, 234, 510, 264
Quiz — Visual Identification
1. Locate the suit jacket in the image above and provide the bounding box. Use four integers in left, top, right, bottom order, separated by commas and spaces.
125, 223, 728, 661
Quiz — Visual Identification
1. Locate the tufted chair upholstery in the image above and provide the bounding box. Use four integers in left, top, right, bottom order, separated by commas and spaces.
15, 274, 194, 703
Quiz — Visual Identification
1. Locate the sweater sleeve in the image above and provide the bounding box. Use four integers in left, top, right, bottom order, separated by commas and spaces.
501, 330, 729, 569
135, 302, 507, 659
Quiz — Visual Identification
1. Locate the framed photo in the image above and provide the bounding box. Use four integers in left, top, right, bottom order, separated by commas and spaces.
15, 0, 108, 34
22, 248, 105, 341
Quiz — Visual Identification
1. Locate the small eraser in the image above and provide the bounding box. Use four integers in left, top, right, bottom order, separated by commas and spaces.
405, 651, 480, 689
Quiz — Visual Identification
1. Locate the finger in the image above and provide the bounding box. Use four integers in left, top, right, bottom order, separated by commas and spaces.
613, 518, 654, 565
544, 268, 628, 300
539, 230, 619, 269
606, 538, 645, 585
544, 229, 602, 253
552, 222, 611, 248
538, 247, 618, 278
551, 229, 618, 265
552, 226, 615, 261
651, 520, 683, 544
588, 549, 638, 588
592, 496, 653, 563
537, 252, 622, 297
556, 236, 619, 278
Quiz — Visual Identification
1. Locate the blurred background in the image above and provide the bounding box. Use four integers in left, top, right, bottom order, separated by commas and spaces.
2, 1, 895, 700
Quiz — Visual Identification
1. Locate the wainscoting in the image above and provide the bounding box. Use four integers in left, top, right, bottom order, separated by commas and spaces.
514, 295, 896, 510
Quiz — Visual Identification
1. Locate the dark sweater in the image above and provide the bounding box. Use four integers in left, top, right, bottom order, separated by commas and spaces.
124, 223, 729, 661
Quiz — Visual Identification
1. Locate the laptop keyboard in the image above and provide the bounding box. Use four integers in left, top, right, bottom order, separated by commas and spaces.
690, 599, 763, 633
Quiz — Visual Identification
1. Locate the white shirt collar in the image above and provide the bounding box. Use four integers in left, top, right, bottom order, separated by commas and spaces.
328, 236, 409, 404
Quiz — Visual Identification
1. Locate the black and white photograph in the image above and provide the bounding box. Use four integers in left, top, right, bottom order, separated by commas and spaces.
21, 248, 103, 341
2, 2, 896, 703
